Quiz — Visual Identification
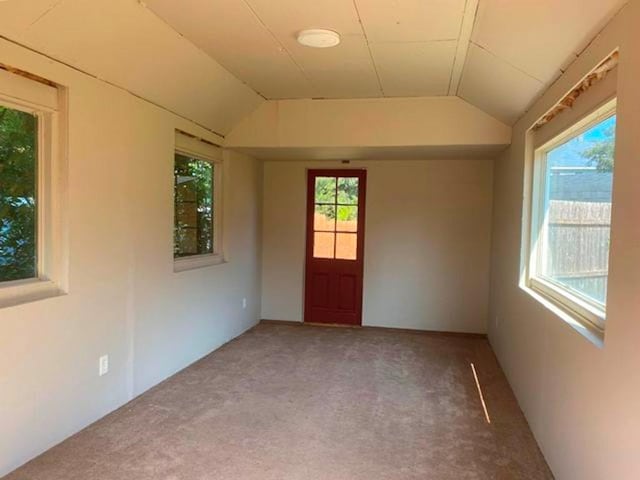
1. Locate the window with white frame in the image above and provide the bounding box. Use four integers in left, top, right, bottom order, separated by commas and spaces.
0, 67, 65, 305
173, 132, 223, 271
527, 99, 616, 332
0, 100, 38, 281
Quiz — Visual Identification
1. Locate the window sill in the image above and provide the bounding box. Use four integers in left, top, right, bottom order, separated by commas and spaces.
520, 282, 604, 348
0, 278, 65, 309
174, 253, 226, 273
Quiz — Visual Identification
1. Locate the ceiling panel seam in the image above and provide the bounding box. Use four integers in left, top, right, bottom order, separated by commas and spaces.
352, 0, 384, 96
471, 41, 544, 84
241, 0, 317, 96
26, 0, 65, 29
370, 39, 458, 44
139, 0, 267, 100
448, 0, 479, 96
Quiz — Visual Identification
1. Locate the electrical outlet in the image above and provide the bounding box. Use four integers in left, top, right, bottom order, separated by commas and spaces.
242, 298, 247, 309
99, 355, 109, 376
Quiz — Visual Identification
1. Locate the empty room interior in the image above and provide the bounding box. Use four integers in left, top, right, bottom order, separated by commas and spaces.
1, 1, 639, 479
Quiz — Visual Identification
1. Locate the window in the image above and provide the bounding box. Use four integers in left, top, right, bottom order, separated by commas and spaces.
173, 132, 222, 271
174, 154, 214, 257
0, 105, 38, 282
0, 67, 65, 307
527, 101, 616, 332
313, 175, 360, 260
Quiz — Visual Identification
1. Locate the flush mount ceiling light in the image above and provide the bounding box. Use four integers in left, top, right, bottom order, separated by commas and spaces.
297, 29, 341, 48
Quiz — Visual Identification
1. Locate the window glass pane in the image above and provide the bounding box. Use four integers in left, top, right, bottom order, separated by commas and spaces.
314, 204, 335, 231
542, 115, 615, 305
174, 153, 213, 258
336, 233, 357, 260
337, 177, 358, 204
336, 205, 358, 232
0, 106, 38, 282
315, 176, 336, 203
313, 232, 334, 259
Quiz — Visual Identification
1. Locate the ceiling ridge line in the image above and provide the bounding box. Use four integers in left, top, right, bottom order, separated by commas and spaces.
471, 41, 544, 84
352, 0, 385, 97
240, 0, 318, 95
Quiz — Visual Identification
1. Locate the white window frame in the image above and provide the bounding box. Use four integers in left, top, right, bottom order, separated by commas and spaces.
525, 98, 616, 335
173, 132, 224, 273
0, 68, 67, 308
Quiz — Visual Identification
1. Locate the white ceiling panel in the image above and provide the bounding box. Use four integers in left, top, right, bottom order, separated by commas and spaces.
20, 0, 262, 134
458, 44, 543, 125
472, 0, 626, 84
289, 35, 381, 98
242, 0, 380, 98
371, 41, 456, 97
246, 0, 363, 37
0, 0, 60, 38
143, 0, 314, 98
37, 0, 619, 125
355, 0, 466, 43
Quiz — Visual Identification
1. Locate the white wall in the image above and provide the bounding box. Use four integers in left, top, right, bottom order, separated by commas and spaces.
488, 3, 640, 479
0, 38, 263, 476
261, 159, 493, 333
226, 96, 511, 149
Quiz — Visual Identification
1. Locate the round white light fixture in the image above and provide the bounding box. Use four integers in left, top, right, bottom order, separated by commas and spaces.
297, 29, 341, 48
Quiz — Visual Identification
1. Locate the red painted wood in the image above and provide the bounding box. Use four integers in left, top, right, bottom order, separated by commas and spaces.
304, 169, 367, 325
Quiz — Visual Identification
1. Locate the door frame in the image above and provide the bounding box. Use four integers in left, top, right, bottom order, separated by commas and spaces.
303, 168, 367, 325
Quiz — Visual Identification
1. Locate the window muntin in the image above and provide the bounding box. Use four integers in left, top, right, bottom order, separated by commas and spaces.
529, 107, 615, 328
174, 153, 215, 258
312, 175, 359, 260
0, 104, 39, 283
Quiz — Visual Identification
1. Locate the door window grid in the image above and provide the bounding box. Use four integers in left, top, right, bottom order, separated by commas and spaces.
313, 176, 358, 260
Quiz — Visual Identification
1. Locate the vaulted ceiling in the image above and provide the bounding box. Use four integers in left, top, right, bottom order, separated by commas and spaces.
145, 0, 625, 124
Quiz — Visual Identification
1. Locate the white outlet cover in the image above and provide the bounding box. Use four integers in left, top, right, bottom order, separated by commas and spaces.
99, 355, 109, 376
242, 298, 247, 309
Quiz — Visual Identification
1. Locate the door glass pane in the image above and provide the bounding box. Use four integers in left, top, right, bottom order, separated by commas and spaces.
541, 114, 615, 305
337, 177, 358, 204
315, 176, 336, 203
314, 232, 335, 258
0, 106, 38, 282
336, 233, 357, 260
336, 205, 357, 232
314, 204, 335, 231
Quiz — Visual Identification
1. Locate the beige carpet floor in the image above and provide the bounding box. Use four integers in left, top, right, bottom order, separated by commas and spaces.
5, 323, 553, 480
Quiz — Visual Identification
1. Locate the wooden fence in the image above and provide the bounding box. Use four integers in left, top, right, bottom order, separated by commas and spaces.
546, 200, 611, 303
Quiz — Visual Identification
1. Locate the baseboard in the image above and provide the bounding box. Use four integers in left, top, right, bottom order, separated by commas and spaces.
259, 319, 487, 339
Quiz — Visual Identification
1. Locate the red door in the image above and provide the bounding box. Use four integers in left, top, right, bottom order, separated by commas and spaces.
304, 169, 367, 325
